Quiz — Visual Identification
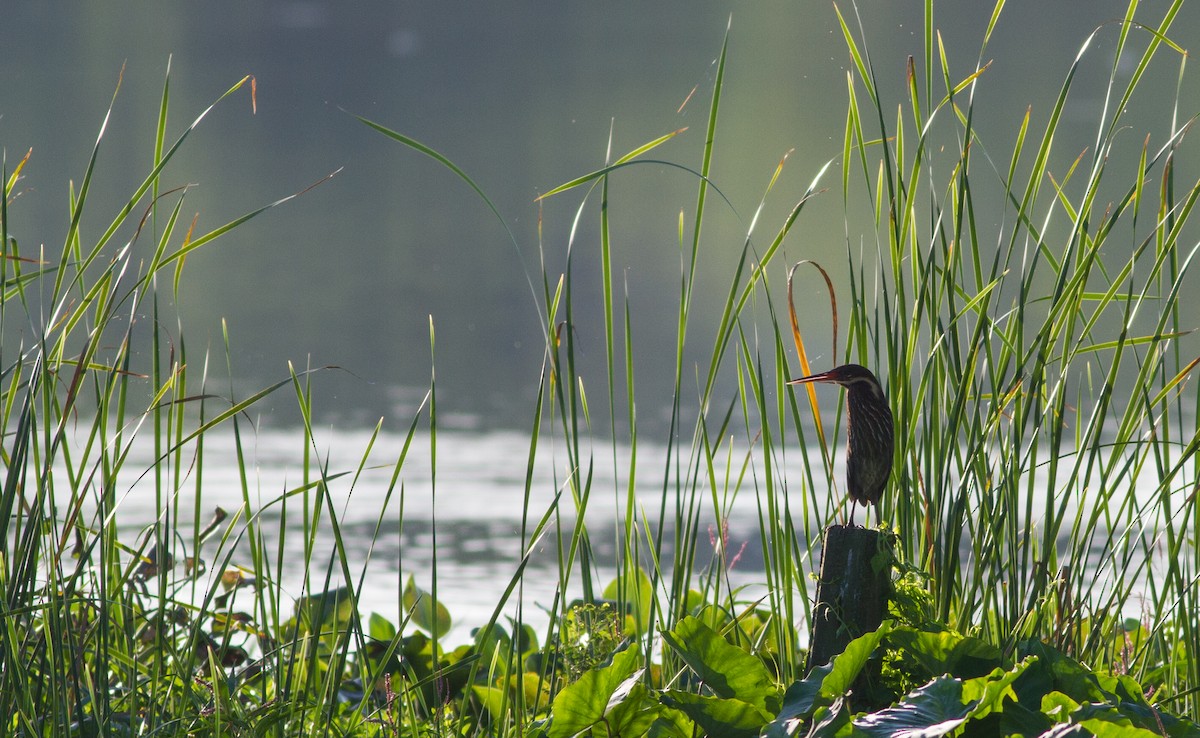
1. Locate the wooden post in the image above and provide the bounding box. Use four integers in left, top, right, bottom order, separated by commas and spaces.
806, 525, 891, 678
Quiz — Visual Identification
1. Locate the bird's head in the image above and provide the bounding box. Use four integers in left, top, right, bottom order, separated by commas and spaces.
787, 364, 886, 401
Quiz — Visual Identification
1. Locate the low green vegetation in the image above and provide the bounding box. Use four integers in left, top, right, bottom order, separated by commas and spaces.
2, 0, 1198, 735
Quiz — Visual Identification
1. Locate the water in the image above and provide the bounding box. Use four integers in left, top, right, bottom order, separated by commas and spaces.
106, 425, 804, 643
93, 419, 1184, 646
3, 2, 1194, 430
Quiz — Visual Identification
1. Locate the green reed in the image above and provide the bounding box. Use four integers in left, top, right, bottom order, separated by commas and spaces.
520, 0, 1199, 719
830, 0, 1200, 710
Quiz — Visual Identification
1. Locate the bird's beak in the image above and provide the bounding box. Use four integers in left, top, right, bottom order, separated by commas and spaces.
787, 370, 836, 385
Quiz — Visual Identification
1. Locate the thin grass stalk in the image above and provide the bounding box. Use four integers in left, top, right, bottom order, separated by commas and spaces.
287, 361, 372, 725
738, 331, 800, 682
423, 323, 442, 729
621, 280, 648, 661
646, 26, 730, 665
550, 197, 599, 618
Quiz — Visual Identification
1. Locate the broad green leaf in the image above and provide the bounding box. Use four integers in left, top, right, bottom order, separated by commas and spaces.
368, 612, 396, 641
768, 669, 830, 730
764, 620, 894, 733
294, 586, 354, 632
1064, 699, 1200, 737
403, 574, 452, 638
473, 623, 513, 681
548, 644, 641, 738
472, 685, 507, 719
514, 672, 553, 708
1018, 640, 1151, 709
603, 566, 655, 635
958, 659, 1031, 719
763, 694, 851, 738
660, 691, 771, 738
817, 620, 894, 698
647, 706, 696, 738
997, 701, 1054, 737
1041, 690, 1081, 720
474, 623, 511, 661
854, 677, 973, 737
661, 616, 777, 709
888, 625, 1003, 679
511, 621, 540, 657
854, 660, 1031, 737
603, 681, 660, 737
1073, 703, 1175, 738
809, 699, 858, 738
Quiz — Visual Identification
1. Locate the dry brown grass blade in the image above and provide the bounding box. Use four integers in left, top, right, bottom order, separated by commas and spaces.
787, 259, 839, 456
786, 259, 839, 374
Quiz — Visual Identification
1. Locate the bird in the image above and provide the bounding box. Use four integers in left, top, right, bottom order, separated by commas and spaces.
788, 364, 894, 526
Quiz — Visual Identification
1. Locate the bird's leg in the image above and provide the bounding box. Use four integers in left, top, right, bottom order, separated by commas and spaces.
873, 501, 881, 528
848, 500, 857, 528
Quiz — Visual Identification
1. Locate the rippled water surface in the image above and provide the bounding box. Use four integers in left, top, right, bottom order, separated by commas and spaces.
106, 426, 812, 641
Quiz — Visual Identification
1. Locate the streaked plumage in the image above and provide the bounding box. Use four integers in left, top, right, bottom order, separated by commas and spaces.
788, 364, 894, 524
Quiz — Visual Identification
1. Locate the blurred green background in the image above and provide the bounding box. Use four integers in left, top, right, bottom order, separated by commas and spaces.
2, 2, 1194, 430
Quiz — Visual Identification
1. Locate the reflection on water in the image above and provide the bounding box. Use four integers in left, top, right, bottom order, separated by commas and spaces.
94, 423, 1176, 643
110, 427, 794, 642
5, 2, 1193, 431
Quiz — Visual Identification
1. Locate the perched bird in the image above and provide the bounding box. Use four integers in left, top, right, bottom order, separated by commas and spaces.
788, 364, 894, 525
